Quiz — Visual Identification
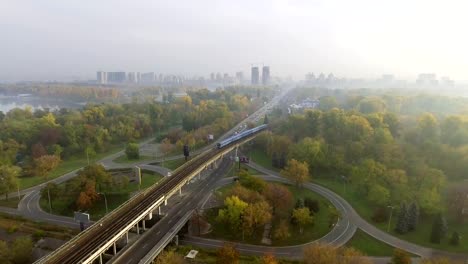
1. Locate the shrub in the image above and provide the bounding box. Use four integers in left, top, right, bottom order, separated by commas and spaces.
371, 207, 389, 223
304, 197, 320, 214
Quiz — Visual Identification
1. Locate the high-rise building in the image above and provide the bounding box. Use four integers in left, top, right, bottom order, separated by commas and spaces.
262, 66, 270, 85
210, 73, 215, 81
235, 72, 244, 82
215, 72, 222, 81
107, 72, 126, 83
96, 71, 107, 84
251, 67, 259, 85
127, 72, 140, 83
141, 72, 155, 83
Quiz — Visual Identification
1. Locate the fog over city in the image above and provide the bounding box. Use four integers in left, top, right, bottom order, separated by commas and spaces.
1, 0, 468, 81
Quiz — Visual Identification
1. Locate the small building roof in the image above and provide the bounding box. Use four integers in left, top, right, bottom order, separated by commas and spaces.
185, 250, 199, 259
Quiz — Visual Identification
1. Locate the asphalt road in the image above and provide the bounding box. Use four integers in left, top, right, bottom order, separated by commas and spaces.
111, 159, 233, 264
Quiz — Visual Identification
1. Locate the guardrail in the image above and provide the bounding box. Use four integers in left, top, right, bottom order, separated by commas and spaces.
138, 210, 194, 264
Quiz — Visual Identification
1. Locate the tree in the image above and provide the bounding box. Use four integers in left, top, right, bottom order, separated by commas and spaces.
227, 183, 264, 204
31, 142, 47, 158
273, 219, 291, 241
155, 250, 186, 264
303, 243, 337, 264
34, 155, 60, 179
390, 248, 411, 264
76, 179, 99, 210
261, 253, 278, 264
0, 139, 21, 165
238, 170, 266, 193
292, 207, 313, 234
159, 138, 174, 163
0, 165, 20, 201
367, 184, 390, 206
263, 114, 269, 124
430, 214, 448, 244
216, 243, 239, 264
0, 240, 10, 264
340, 247, 373, 264
450, 231, 460, 246
304, 197, 320, 214
242, 201, 272, 236
395, 203, 409, 234
420, 258, 458, 264
11, 236, 33, 264
125, 142, 140, 159
263, 183, 293, 215
217, 196, 248, 232
407, 202, 420, 231
281, 159, 310, 187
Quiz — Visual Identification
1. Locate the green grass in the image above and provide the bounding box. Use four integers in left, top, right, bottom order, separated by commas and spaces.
224, 163, 262, 178
113, 155, 153, 164
174, 245, 300, 264
346, 229, 396, 256
314, 176, 468, 253
39, 171, 164, 220
18, 145, 123, 190
205, 182, 335, 246
0, 195, 23, 208
248, 149, 278, 171
159, 158, 186, 170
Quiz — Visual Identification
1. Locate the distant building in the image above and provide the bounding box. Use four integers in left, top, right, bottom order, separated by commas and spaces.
215, 72, 222, 81
210, 72, 215, 81
107, 72, 126, 83
417, 73, 438, 86
305, 72, 315, 82
262, 66, 270, 85
236, 71, 244, 82
141, 72, 155, 83
96, 71, 107, 84
127, 72, 140, 83
251, 67, 259, 85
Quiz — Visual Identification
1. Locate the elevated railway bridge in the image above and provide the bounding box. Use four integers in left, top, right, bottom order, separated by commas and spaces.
35, 126, 266, 264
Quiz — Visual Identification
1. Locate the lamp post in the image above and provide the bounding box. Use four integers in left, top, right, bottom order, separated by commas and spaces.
341, 175, 347, 194
99, 192, 108, 214
387, 205, 395, 232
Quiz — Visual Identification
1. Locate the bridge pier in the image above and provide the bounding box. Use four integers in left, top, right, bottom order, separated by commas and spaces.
179, 187, 182, 196
142, 220, 146, 230
158, 206, 161, 215
125, 232, 129, 244
113, 242, 117, 255
164, 199, 167, 206
99, 254, 103, 264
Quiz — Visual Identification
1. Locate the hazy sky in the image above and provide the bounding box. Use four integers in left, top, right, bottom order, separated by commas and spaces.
1, 0, 468, 81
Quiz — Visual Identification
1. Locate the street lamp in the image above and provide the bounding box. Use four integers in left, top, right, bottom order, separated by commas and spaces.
341, 175, 347, 194
387, 205, 395, 232
99, 192, 108, 214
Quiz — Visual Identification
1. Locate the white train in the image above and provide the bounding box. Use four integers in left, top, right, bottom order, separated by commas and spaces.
216, 124, 268, 149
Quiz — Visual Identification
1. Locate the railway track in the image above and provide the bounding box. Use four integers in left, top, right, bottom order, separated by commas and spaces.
43, 146, 223, 263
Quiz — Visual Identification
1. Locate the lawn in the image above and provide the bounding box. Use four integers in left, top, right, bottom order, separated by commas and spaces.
314, 176, 468, 253
157, 158, 187, 171
174, 245, 300, 264
224, 162, 262, 178
0, 195, 23, 208
345, 229, 396, 256
113, 155, 153, 164
242, 150, 468, 253
18, 144, 123, 190
247, 149, 278, 172
205, 182, 335, 246
39, 171, 164, 220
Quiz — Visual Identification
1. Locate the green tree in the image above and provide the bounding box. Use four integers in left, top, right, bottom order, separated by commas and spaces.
125, 142, 140, 159
395, 203, 409, 234
217, 196, 248, 232
367, 184, 390, 206
0, 165, 20, 201
242, 201, 272, 236
34, 155, 61, 179
273, 219, 291, 241
407, 202, 420, 231
450, 231, 460, 246
430, 214, 448, 244
292, 207, 314, 234
391, 248, 411, 264
0, 240, 10, 264
155, 250, 186, 264
318, 96, 338, 111
11, 236, 33, 264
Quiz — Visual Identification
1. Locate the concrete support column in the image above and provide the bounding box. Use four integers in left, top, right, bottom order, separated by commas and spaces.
164, 199, 168, 206
179, 187, 182, 196
125, 232, 129, 244
198, 172, 201, 180
142, 220, 146, 230
113, 243, 117, 255
136, 223, 140, 235
99, 254, 103, 264
158, 206, 161, 215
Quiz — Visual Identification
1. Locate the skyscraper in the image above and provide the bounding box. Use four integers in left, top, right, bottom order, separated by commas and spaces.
251, 67, 259, 85
141, 72, 155, 83
96, 71, 107, 84
262, 66, 270, 85
107, 72, 126, 83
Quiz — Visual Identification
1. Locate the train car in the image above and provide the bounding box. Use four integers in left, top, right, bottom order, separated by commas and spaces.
217, 124, 267, 149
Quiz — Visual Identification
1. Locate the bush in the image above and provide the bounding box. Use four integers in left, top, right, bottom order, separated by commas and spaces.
33, 230, 45, 239
7, 225, 18, 234
304, 197, 320, 214
371, 207, 389, 223
125, 143, 140, 159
